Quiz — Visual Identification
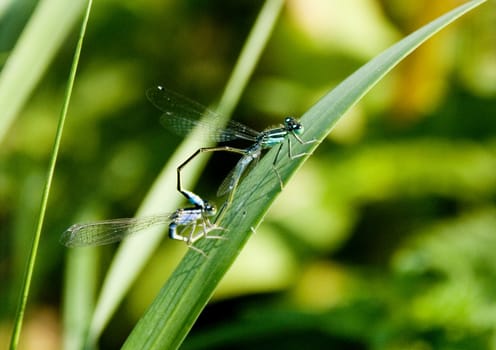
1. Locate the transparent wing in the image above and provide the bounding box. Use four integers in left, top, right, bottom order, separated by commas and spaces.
60, 214, 173, 247
217, 154, 259, 197
146, 86, 259, 142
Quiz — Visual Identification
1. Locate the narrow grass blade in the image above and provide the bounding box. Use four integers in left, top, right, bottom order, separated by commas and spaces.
86, 0, 286, 344
8, 0, 93, 349
0, 0, 86, 144
62, 247, 98, 350
121, 1, 487, 349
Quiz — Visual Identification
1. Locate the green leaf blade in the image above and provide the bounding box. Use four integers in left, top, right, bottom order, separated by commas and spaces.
122, 1, 486, 349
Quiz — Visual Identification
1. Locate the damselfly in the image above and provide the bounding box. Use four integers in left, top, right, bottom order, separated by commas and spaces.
147, 86, 315, 208
60, 190, 223, 255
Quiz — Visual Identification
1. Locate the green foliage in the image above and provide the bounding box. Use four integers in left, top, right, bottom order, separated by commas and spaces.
1, 0, 494, 349
123, 1, 489, 348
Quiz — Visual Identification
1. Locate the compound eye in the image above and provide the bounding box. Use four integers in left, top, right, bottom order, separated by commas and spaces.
205, 202, 216, 212
284, 116, 293, 127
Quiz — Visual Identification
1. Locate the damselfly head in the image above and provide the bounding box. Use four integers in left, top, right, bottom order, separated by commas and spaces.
284, 116, 304, 134
204, 201, 217, 216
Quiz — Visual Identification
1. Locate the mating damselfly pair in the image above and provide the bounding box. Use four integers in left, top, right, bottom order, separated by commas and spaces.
60, 86, 314, 255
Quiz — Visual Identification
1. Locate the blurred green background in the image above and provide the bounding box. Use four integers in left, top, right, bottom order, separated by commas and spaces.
1, 0, 495, 349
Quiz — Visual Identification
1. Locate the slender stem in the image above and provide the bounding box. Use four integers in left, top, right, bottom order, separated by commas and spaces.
9, 1, 93, 349
216, 0, 286, 117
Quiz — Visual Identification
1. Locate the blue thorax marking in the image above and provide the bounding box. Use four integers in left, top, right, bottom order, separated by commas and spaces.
182, 189, 205, 207
173, 208, 203, 225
